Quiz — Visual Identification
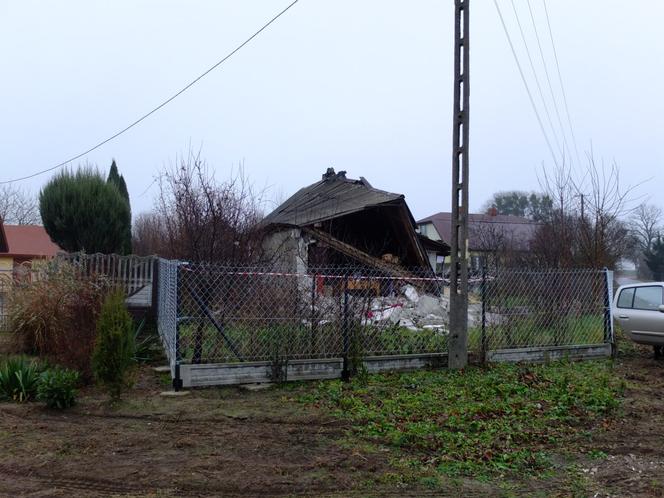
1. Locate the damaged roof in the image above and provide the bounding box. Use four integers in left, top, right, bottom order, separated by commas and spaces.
262, 168, 407, 228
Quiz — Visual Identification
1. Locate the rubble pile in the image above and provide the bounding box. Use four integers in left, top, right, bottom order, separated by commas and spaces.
305, 284, 488, 332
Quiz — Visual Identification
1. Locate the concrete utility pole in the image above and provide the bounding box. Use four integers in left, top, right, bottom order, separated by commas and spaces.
449, 0, 470, 369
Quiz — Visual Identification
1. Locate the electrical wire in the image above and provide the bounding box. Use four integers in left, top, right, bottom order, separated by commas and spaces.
509, 0, 565, 165
542, 0, 581, 165
0, 0, 300, 185
493, 0, 560, 168
525, 0, 573, 166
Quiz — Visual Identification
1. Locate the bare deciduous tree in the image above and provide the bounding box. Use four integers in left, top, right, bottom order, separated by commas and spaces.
132, 212, 169, 257
0, 184, 40, 225
626, 203, 662, 277
133, 150, 271, 364
629, 203, 662, 251
133, 150, 267, 264
532, 153, 639, 269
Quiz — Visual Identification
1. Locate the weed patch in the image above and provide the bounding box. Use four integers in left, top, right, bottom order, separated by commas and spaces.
299, 360, 623, 480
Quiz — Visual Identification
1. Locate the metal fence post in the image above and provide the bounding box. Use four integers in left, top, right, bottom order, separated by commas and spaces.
481, 265, 487, 363
603, 267, 616, 357
341, 274, 350, 381
173, 261, 183, 392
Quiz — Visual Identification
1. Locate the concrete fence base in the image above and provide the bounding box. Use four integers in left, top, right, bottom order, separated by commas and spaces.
179, 353, 448, 388
177, 344, 612, 388
486, 343, 612, 363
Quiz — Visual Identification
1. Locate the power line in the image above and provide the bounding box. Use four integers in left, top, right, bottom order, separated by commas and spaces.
542, 0, 581, 165
509, 0, 565, 165
525, 0, 573, 166
492, 0, 560, 168
1, 0, 300, 185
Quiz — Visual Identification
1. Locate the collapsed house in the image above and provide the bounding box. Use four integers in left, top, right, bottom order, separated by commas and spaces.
259, 168, 455, 333
262, 168, 449, 275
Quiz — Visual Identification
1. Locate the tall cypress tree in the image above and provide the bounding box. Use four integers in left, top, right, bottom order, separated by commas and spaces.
107, 160, 132, 254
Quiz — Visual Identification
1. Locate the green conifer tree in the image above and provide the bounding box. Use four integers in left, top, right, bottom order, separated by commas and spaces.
92, 291, 135, 399
107, 160, 132, 254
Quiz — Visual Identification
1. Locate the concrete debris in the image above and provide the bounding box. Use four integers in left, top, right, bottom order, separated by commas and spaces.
402, 285, 420, 303
307, 284, 484, 334
417, 295, 442, 316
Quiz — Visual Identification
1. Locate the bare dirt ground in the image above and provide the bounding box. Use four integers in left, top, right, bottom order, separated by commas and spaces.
0, 344, 662, 497
581, 346, 664, 497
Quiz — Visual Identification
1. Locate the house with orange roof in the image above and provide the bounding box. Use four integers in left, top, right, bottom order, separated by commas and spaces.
0, 221, 61, 331
0, 221, 61, 275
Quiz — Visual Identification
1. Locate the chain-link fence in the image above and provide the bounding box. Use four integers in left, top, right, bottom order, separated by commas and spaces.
482, 268, 612, 353
160, 264, 613, 373
175, 264, 451, 366
0, 255, 613, 386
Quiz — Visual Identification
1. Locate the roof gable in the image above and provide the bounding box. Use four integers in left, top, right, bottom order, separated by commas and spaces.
263, 169, 404, 228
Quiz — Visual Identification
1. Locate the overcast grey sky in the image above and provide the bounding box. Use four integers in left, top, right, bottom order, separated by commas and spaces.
1, 1, 662, 221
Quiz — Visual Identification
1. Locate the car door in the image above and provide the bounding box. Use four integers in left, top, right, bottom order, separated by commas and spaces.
615, 285, 664, 344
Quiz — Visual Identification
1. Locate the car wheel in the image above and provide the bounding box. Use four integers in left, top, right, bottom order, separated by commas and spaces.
655, 346, 664, 360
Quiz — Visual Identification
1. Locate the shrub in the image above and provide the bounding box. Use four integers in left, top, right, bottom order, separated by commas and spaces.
92, 291, 136, 398
0, 357, 42, 403
37, 368, 79, 409
8, 263, 109, 381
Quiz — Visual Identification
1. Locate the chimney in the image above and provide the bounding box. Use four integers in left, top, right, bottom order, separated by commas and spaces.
322, 167, 336, 180
487, 207, 498, 217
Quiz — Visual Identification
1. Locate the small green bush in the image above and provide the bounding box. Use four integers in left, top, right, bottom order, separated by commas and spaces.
0, 357, 42, 403
92, 290, 136, 398
37, 368, 79, 409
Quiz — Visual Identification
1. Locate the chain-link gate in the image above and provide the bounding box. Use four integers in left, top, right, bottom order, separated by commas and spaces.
156, 258, 179, 379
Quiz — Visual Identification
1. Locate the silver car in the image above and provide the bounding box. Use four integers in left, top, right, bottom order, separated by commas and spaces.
613, 282, 664, 358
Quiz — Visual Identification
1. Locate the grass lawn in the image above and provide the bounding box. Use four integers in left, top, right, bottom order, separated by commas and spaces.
0, 339, 663, 496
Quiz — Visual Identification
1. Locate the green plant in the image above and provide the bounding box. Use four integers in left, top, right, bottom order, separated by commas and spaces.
92, 290, 136, 398
132, 317, 163, 364
37, 368, 79, 409
0, 357, 42, 402
300, 360, 623, 479
39, 166, 131, 254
